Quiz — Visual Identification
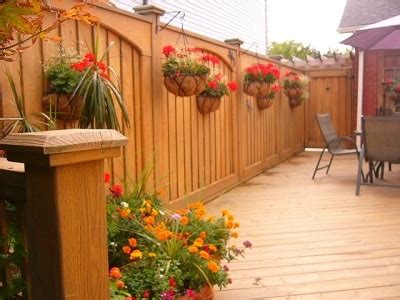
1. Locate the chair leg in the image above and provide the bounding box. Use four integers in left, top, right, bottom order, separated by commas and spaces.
356, 147, 365, 196
326, 154, 334, 174
312, 148, 325, 179
368, 161, 374, 183
380, 162, 385, 179
389, 162, 392, 172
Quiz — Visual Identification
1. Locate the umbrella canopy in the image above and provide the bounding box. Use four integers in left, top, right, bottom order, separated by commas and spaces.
341, 15, 400, 50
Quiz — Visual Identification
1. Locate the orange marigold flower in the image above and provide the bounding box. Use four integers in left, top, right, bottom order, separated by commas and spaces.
116, 280, 125, 289
180, 216, 189, 225
221, 209, 229, 216
188, 246, 198, 253
109, 267, 122, 279
143, 215, 155, 225
226, 220, 234, 229
207, 261, 219, 273
119, 208, 131, 219
122, 246, 132, 254
128, 238, 137, 248
193, 238, 204, 247
130, 249, 143, 260
234, 222, 240, 228
199, 231, 206, 239
208, 244, 217, 252
199, 250, 210, 260
231, 231, 239, 238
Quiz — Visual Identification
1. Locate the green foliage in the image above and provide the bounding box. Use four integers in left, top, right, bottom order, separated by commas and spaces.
162, 57, 210, 77
45, 52, 82, 94
2, 69, 54, 136
268, 40, 318, 59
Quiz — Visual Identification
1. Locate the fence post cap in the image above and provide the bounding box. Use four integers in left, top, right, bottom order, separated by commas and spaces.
134, 4, 165, 16
224, 38, 244, 46
0, 129, 127, 154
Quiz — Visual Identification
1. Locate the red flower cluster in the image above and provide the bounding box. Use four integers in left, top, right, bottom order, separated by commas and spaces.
202, 53, 220, 65
71, 52, 109, 79
284, 71, 300, 81
162, 45, 176, 57
227, 81, 238, 92
110, 184, 123, 198
245, 63, 280, 79
271, 85, 282, 92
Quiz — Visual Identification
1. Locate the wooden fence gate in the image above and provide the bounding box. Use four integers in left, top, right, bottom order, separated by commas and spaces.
305, 69, 353, 148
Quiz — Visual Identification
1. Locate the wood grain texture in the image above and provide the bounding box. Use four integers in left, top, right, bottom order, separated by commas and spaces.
209, 152, 400, 300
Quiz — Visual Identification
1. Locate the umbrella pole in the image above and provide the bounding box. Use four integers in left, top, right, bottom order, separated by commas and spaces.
356, 50, 364, 149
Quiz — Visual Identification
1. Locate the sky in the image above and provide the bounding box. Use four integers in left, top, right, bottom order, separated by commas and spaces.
267, 0, 351, 53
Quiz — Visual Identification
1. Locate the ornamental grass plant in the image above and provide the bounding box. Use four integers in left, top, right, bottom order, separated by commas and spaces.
106, 173, 251, 300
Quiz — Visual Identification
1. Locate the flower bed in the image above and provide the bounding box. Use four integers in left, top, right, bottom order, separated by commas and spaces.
105, 175, 251, 300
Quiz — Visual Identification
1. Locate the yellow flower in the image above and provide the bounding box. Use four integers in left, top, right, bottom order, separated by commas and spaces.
193, 238, 204, 247
234, 222, 240, 229
148, 252, 157, 258
221, 209, 229, 216
199, 250, 210, 260
207, 261, 219, 273
130, 249, 143, 260
188, 246, 198, 253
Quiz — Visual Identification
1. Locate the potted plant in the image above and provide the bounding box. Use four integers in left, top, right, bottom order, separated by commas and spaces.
162, 45, 219, 97
43, 50, 83, 122
106, 176, 251, 300
196, 74, 238, 114
282, 71, 309, 108
71, 44, 129, 131
243, 63, 281, 110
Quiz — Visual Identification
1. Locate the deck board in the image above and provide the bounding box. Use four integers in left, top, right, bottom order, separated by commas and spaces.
208, 151, 400, 299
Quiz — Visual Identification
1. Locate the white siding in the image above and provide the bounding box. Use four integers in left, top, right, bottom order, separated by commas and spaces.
113, 0, 267, 54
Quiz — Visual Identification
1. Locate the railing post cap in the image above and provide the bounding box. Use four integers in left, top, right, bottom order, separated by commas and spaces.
0, 129, 128, 155
225, 38, 244, 46
134, 4, 165, 16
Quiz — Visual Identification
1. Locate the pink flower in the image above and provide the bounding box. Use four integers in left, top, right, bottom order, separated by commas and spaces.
185, 289, 195, 298
110, 184, 123, 197
243, 240, 252, 248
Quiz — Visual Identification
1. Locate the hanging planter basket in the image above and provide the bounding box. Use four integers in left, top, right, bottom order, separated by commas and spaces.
243, 81, 271, 98
285, 88, 303, 108
256, 97, 274, 110
164, 74, 208, 97
197, 95, 222, 114
177, 285, 214, 300
42, 93, 83, 122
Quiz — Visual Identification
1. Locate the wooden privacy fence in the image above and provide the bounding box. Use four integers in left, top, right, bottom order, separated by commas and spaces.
0, 2, 305, 207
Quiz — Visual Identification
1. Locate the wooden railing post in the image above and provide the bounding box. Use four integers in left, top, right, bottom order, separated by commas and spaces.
0, 129, 128, 300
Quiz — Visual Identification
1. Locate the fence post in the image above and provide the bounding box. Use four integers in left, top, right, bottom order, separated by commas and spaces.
0, 129, 128, 300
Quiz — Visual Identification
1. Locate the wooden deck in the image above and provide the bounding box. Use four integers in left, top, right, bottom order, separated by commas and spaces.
208, 151, 400, 300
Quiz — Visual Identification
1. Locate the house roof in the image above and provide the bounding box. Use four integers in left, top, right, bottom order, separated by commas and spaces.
338, 0, 400, 33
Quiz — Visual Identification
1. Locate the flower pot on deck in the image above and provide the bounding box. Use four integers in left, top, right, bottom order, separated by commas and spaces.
178, 285, 214, 300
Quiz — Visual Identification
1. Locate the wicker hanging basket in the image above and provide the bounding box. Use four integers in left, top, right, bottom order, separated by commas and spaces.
42, 93, 83, 122
177, 285, 214, 300
256, 97, 274, 110
243, 81, 271, 98
164, 74, 208, 97
285, 88, 303, 108
197, 95, 222, 114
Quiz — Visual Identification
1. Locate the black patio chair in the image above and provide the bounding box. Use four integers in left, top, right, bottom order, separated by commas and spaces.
312, 113, 358, 179
355, 117, 400, 195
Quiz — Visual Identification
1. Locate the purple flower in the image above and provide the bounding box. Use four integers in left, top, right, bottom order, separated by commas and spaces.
161, 289, 175, 300
243, 240, 252, 249
171, 213, 182, 220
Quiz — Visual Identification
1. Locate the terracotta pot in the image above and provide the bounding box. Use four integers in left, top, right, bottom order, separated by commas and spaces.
42, 93, 83, 122
197, 95, 222, 114
164, 75, 208, 97
243, 81, 271, 98
178, 285, 214, 300
256, 97, 273, 110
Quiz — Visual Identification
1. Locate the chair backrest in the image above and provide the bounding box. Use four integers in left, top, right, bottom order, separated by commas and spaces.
362, 116, 400, 163
315, 114, 339, 150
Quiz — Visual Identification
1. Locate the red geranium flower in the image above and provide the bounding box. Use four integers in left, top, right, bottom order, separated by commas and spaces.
143, 290, 150, 298
162, 45, 175, 57
110, 184, 123, 197
202, 54, 220, 65
227, 81, 238, 92
168, 277, 177, 287
207, 80, 218, 89
271, 84, 282, 92
104, 172, 111, 183
84, 52, 96, 62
